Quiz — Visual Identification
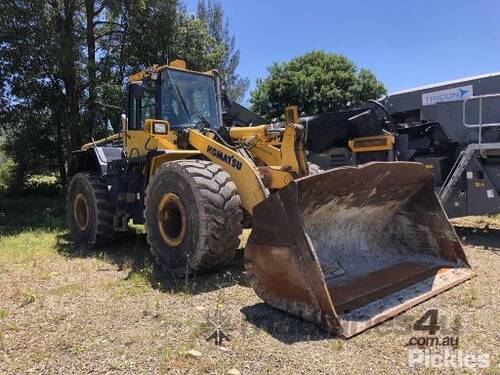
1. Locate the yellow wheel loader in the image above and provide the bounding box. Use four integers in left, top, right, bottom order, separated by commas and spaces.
67, 60, 473, 337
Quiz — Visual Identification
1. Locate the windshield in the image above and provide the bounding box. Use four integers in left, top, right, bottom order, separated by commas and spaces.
160, 69, 220, 129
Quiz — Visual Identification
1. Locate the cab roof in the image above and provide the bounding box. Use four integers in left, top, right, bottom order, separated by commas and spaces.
127, 60, 217, 83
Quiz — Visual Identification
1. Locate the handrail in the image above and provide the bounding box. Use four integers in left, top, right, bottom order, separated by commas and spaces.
463, 93, 500, 144
81, 133, 121, 150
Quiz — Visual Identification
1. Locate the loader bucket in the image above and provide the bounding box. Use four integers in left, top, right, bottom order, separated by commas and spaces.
244, 162, 474, 338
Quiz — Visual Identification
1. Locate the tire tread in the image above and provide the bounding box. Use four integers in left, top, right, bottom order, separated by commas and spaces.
145, 160, 243, 276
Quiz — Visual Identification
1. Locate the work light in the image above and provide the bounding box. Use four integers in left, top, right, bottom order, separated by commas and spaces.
153, 122, 167, 134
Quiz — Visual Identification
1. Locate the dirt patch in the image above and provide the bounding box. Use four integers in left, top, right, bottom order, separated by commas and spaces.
0, 198, 498, 374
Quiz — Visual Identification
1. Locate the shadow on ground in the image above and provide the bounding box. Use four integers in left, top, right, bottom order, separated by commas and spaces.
455, 226, 500, 251
55, 230, 248, 295
0, 195, 67, 235
240, 303, 332, 344
0, 191, 246, 295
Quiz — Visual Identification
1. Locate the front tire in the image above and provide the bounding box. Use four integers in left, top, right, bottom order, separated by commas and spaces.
67, 173, 117, 247
145, 160, 243, 277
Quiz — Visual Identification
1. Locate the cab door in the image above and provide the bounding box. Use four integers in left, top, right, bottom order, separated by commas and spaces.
125, 79, 159, 157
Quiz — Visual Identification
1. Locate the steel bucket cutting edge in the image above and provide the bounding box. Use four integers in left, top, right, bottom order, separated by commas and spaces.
244, 162, 474, 337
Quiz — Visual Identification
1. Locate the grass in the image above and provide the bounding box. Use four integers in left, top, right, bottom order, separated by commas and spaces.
462, 284, 479, 307
0, 231, 60, 265
0, 194, 66, 234
48, 283, 84, 297
0, 194, 66, 270
330, 339, 343, 351
119, 267, 155, 297
0, 192, 498, 374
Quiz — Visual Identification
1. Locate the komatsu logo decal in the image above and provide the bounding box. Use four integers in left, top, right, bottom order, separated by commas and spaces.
422, 85, 473, 106
207, 145, 242, 170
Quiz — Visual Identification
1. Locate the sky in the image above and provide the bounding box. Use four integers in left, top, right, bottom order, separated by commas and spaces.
184, 0, 500, 103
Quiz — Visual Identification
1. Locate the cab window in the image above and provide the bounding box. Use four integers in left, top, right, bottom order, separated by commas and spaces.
128, 79, 158, 130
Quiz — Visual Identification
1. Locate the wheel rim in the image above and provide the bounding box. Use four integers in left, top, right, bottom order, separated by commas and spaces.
158, 193, 187, 247
74, 193, 90, 231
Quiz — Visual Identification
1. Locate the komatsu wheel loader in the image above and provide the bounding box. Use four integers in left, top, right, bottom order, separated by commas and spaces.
67, 60, 473, 337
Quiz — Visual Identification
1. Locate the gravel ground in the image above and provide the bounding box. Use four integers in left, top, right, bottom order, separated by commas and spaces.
0, 222, 498, 374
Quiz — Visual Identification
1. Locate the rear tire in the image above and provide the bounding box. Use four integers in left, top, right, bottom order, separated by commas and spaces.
67, 172, 117, 248
145, 160, 243, 277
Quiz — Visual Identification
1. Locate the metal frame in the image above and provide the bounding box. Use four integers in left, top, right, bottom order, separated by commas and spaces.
463, 93, 500, 144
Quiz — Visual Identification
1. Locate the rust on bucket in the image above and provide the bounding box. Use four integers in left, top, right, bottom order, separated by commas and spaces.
244, 162, 474, 337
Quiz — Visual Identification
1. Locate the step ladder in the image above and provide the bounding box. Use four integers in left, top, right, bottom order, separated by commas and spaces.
438, 146, 476, 203
438, 142, 500, 203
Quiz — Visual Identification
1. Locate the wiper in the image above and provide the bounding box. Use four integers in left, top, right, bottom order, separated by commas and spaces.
195, 111, 211, 129
165, 69, 192, 123
165, 68, 218, 131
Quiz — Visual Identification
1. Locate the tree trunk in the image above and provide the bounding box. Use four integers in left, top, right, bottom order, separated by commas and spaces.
55, 116, 68, 188
85, 0, 97, 140
58, 0, 82, 151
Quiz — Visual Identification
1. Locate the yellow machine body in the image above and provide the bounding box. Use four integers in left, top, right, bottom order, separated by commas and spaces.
86, 61, 473, 337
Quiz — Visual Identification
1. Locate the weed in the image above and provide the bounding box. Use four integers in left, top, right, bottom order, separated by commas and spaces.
5, 322, 19, 332
108, 358, 130, 370
0, 309, 8, 319
192, 320, 212, 338
161, 343, 176, 363
485, 366, 500, 375
157, 341, 196, 374
69, 344, 84, 354
49, 283, 83, 297
331, 340, 343, 351
463, 285, 479, 307
21, 291, 36, 306
142, 295, 164, 319
120, 267, 153, 296
485, 357, 500, 375
182, 255, 196, 294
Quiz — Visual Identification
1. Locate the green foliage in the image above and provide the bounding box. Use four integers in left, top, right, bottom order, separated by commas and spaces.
0, 195, 66, 236
250, 50, 386, 119
0, 0, 246, 192
0, 158, 15, 192
21, 292, 37, 306
112, 0, 225, 73
197, 0, 249, 101
0, 138, 15, 192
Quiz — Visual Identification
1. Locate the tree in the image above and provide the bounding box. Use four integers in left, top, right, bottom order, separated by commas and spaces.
0, 0, 242, 191
0, 0, 83, 187
250, 50, 386, 119
197, 0, 249, 101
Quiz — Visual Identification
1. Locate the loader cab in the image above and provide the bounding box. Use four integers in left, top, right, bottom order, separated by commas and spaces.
125, 63, 222, 157
159, 68, 221, 130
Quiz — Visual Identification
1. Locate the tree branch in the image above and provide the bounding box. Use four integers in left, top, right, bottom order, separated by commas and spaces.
95, 29, 125, 41
94, 2, 106, 16
94, 20, 124, 28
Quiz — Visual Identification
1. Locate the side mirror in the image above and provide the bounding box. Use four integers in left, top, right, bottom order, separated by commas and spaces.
130, 81, 144, 98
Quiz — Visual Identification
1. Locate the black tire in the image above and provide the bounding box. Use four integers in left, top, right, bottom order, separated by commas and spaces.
308, 162, 322, 175
67, 172, 117, 248
145, 160, 243, 277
